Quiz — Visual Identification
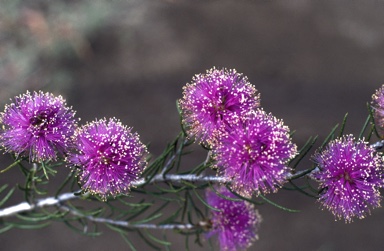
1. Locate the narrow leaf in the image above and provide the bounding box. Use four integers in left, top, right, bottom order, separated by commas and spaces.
259, 194, 300, 212
358, 115, 371, 139
193, 189, 221, 212
320, 124, 339, 150
137, 229, 162, 251
0, 159, 22, 173
0, 224, 13, 234
120, 233, 138, 251
208, 182, 242, 202
144, 229, 172, 246
338, 113, 348, 138
0, 187, 15, 207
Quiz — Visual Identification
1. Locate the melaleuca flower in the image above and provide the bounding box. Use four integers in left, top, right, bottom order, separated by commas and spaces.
371, 85, 384, 138
67, 118, 147, 200
179, 67, 260, 145
312, 135, 384, 222
0, 91, 77, 162
206, 186, 261, 251
213, 109, 297, 196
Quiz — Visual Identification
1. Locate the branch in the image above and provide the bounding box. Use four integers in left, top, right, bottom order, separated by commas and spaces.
0, 173, 227, 218
0, 191, 79, 218
371, 139, 384, 150
59, 204, 196, 230
135, 173, 228, 186
287, 168, 316, 180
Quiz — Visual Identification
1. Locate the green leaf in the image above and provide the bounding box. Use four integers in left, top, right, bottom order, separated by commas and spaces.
0, 184, 9, 193
180, 180, 198, 189
143, 229, 172, 246
289, 166, 317, 180
56, 172, 76, 197
259, 194, 300, 213
158, 208, 182, 225
131, 213, 162, 225
0, 187, 15, 207
338, 113, 348, 138
193, 189, 221, 212
106, 222, 127, 234
10, 221, 51, 229
287, 180, 319, 198
185, 233, 190, 251
163, 233, 171, 251
208, 182, 242, 202
225, 186, 264, 206
319, 124, 339, 150
290, 136, 318, 169
117, 198, 153, 208
367, 102, 381, 139
153, 183, 186, 194
16, 213, 54, 222
63, 219, 101, 236
120, 233, 138, 251
131, 188, 170, 198
176, 101, 188, 138
137, 229, 162, 251
0, 224, 13, 234
41, 161, 50, 180
125, 204, 151, 222
359, 115, 371, 139
16, 159, 29, 176
0, 159, 22, 173
143, 139, 177, 177
181, 191, 188, 222
366, 124, 375, 141
187, 192, 204, 219
190, 162, 207, 175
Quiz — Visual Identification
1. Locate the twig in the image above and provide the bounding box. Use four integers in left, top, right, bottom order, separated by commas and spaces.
59, 204, 196, 230
371, 139, 384, 150
0, 173, 227, 218
0, 191, 79, 217
135, 173, 228, 186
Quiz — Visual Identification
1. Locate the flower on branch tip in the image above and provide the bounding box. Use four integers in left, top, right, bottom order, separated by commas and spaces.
213, 109, 297, 197
206, 186, 261, 251
371, 85, 384, 138
67, 118, 148, 200
0, 91, 77, 162
178, 67, 260, 145
312, 135, 384, 222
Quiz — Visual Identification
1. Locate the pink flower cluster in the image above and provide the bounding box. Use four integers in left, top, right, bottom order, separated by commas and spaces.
0, 91, 147, 200
179, 67, 297, 196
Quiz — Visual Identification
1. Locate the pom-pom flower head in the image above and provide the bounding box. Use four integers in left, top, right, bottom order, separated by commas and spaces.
371, 85, 384, 138
179, 67, 260, 144
0, 91, 77, 162
206, 186, 261, 251
213, 110, 297, 196
67, 118, 147, 200
312, 135, 384, 222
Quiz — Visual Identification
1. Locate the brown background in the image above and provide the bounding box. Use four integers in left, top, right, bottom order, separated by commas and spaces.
1, 0, 384, 250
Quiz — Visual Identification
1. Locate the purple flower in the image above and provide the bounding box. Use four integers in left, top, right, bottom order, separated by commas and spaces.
206, 186, 261, 251
0, 91, 77, 162
179, 67, 260, 144
213, 110, 297, 196
312, 135, 384, 222
67, 118, 147, 200
371, 85, 384, 138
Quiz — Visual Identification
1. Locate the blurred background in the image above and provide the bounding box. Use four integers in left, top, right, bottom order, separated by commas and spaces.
1, 0, 384, 250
